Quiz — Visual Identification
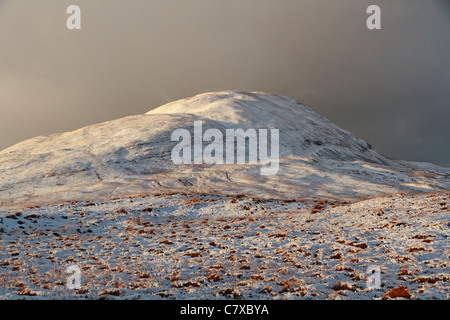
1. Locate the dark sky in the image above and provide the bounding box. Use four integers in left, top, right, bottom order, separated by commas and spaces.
1, 0, 449, 166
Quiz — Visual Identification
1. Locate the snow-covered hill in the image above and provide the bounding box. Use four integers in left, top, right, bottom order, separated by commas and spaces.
1, 91, 449, 300
147, 91, 389, 163
0, 91, 449, 209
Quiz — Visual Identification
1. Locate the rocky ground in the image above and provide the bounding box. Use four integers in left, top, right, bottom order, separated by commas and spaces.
1, 191, 448, 300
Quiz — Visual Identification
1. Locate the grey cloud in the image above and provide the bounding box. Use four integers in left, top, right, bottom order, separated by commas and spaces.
0, 0, 449, 166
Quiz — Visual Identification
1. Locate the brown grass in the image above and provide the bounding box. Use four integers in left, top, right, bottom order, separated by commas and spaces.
175, 281, 201, 288
406, 247, 427, 253
75, 288, 90, 294
347, 242, 368, 249
399, 268, 413, 276
330, 252, 342, 260
412, 234, 436, 239
18, 288, 38, 296
310, 200, 328, 214
101, 289, 121, 296
332, 281, 354, 291
206, 273, 222, 282
268, 233, 288, 239
383, 286, 411, 299
261, 286, 272, 294
186, 252, 202, 258
413, 276, 448, 284
184, 197, 201, 204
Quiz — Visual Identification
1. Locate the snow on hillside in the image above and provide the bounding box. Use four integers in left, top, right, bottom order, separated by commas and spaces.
0, 91, 449, 300
146, 91, 389, 163
0, 91, 449, 210
0, 192, 448, 299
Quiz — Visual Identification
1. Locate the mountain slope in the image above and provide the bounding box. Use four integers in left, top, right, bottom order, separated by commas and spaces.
0, 91, 449, 209
147, 91, 389, 164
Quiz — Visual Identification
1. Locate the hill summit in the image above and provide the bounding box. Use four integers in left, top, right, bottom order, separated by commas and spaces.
0, 91, 448, 209
147, 91, 388, 164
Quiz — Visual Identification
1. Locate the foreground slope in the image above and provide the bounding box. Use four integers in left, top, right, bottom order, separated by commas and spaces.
0, 91, 449, 209
1, 192, 448, 299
